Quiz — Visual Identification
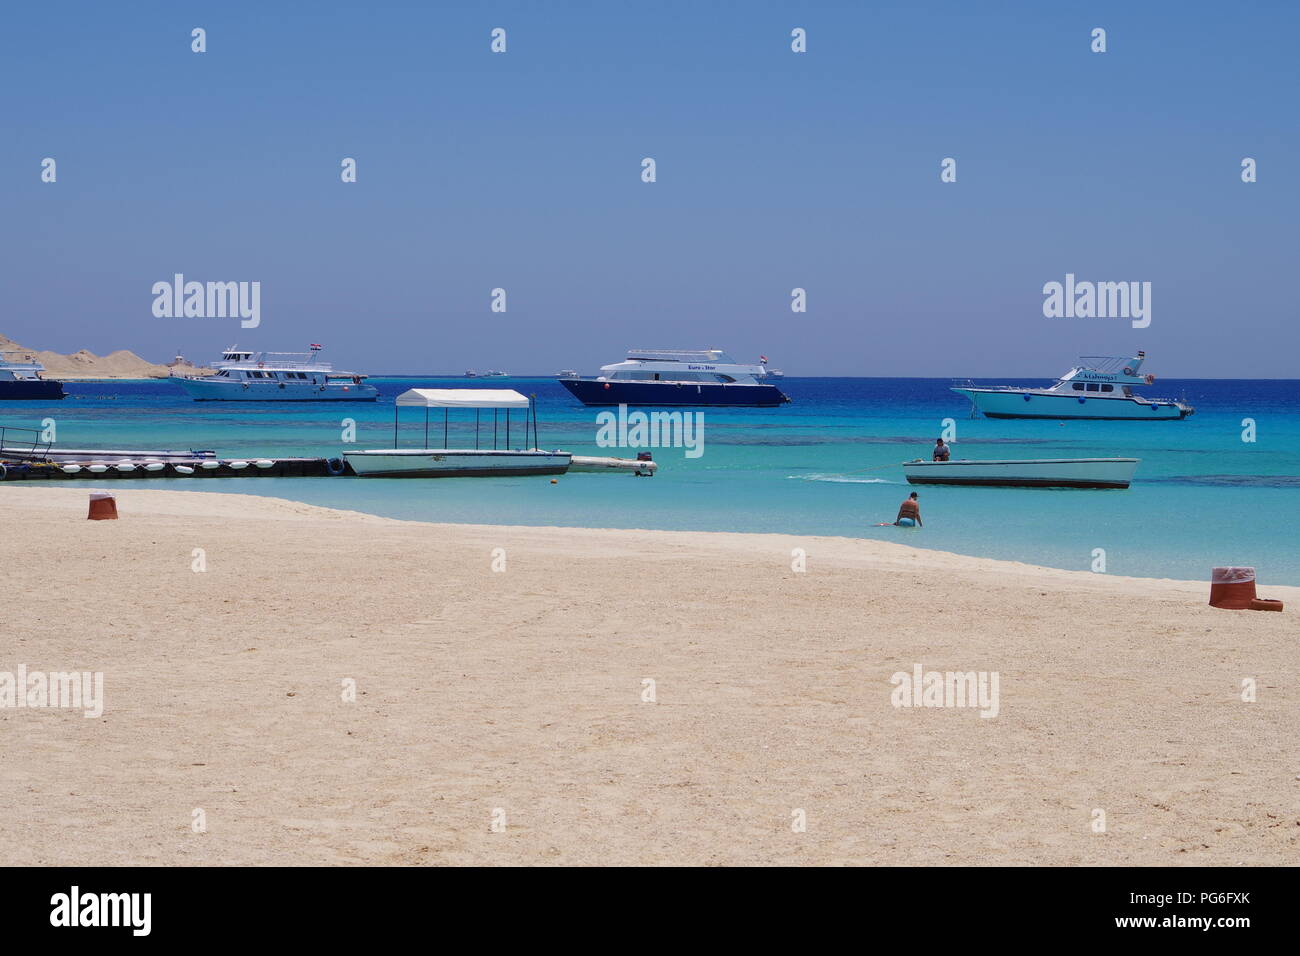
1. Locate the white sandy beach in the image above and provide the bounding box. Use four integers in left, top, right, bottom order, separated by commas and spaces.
1, 484, 1296, 866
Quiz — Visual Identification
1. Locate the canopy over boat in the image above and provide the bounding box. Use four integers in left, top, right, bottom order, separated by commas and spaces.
395, 388, 529, 409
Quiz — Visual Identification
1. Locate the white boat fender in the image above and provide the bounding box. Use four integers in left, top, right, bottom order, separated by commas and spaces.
228, 460, 249, 470
174, 465, 195, 475
61, 464, 82, 474
143, 461, 166, 472
325, 457, 346, 476
88, 464, 108, 473
200, 460, 220, 470
254, 459, 275, 469
114, 463, 136, 472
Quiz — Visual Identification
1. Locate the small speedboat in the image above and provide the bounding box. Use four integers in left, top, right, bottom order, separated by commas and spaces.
568, 455, 657, 476
903, 457, 1139, 489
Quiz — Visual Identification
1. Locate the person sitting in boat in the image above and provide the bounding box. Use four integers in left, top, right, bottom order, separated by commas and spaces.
896, 493, 922, 527
933, 438, 951, 462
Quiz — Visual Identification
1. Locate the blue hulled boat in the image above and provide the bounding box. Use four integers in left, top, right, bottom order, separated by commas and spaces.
560, 349, 790, 407
0, 352, 66, 400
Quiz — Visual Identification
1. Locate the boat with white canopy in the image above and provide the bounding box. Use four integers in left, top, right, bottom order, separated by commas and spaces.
344, 388, 571, 477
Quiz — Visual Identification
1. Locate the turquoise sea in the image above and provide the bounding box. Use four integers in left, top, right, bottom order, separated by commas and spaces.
6, 377, 1299, 584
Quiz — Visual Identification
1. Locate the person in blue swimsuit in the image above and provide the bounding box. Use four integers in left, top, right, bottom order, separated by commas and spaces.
895, 492, 922, 527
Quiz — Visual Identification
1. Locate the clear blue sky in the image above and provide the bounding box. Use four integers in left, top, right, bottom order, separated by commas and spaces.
3, 1, 1296, 377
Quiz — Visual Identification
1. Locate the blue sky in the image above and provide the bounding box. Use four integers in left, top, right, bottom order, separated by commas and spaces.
3, 1, 1296, 376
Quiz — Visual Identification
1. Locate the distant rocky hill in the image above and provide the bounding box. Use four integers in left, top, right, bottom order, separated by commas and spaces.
0, 333, 214, 380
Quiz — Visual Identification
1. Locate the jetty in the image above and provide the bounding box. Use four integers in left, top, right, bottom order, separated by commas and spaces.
0, 456, 343, 481
0, 421, 655, 482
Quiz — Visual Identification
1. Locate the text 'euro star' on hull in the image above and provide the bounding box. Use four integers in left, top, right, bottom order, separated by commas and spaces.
952, 352, 1193, 420
559, 348, 791, 407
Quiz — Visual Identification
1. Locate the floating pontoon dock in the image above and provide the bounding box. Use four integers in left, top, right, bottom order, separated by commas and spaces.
0, 456, 343, 480
0, 417, 655, 481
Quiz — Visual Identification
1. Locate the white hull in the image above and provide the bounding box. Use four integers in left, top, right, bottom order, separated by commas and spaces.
568, 455, 657, 475
904, 457, 1139, 489
174, 377, 378, 401
954, 388, 1189, 420
346, 448, 571, 478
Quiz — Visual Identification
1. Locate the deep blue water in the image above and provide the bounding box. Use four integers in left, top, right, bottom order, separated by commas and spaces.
5, 376, 1299, 584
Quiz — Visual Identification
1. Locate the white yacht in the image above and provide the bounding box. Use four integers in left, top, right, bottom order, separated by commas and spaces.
952, 353, 1193, 420
173, 345, 379, 401
560, 349, 790, 407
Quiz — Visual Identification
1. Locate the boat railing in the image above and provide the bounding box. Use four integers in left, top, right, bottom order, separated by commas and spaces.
626, 348, 730, 362
0, 425, 53, 461
218, 352, 335, 370
1077, 355, 1135, 372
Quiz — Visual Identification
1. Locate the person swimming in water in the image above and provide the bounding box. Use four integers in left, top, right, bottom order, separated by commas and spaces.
895, 492, 922, 527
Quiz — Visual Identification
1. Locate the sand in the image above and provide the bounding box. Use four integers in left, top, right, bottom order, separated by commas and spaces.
0, 333, 212, 380
0, 484, 1296, 866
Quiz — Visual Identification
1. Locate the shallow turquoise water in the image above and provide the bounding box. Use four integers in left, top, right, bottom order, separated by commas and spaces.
8, 376, 1299, 584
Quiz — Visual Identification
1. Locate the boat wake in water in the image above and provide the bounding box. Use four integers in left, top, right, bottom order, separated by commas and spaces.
787, 473, 895, 484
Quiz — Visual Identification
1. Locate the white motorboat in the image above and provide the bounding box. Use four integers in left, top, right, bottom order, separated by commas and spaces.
345, 388, 571, 477
903, 457, 1140, 489
951, 353, 1192, 420
173, 344, 379, 401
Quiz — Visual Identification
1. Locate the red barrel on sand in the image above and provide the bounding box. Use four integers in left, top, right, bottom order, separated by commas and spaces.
87, 492, 118, 520
1208, 567, 1283, 611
